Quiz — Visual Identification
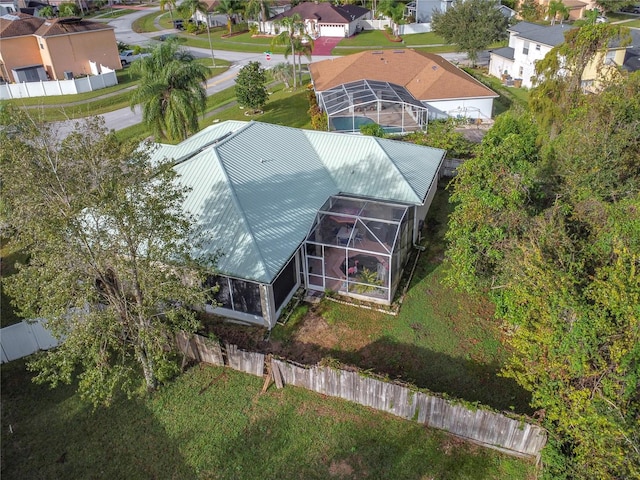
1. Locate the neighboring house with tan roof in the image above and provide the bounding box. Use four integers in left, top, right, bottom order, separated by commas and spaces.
0, 13, 120, 83
264, 1, 371, 38
309, 49, 498, 133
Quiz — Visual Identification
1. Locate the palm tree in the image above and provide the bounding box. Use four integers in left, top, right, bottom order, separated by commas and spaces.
178, 0, 216, 67
246, 0, 273, 33
378, 0, 404, 37
271, 61, 294, 89
213, 0, 244, 35
271, 13, 310, 89
293, 35, 314, 86
159, 0, 176, 21
548, 0, 569, 25
129, 40, 208, 142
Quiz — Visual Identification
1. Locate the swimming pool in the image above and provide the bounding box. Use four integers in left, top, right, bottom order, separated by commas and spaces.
330, 116, 404, 134
331, 116, 374, 132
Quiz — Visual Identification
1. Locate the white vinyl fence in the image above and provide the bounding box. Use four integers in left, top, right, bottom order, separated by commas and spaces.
0, 319, 60, 363
0, 70, 118, 100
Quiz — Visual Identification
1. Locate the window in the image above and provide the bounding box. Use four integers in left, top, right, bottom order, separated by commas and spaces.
519, 66, 524, 77
523, 41, 530, 55
535, 44, 541, 51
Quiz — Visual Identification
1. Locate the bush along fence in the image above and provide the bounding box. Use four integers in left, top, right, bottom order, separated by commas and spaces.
176, 332, 547, 459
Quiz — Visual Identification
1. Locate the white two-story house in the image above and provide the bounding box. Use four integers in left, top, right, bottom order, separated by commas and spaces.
488, 21, 573, 88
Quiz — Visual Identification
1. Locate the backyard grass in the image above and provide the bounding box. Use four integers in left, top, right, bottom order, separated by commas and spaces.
0, 359, 535, 480
205, 187, 532, 415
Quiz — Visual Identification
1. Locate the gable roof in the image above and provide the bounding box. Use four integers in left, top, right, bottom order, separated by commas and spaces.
0, 12, 44, 37
150, 121, 445, 284
35, 16, 114, 36
271, 1, 369, 24
508, 21, 574, 48
309, 49, 497, 101
0, 13, 113, 38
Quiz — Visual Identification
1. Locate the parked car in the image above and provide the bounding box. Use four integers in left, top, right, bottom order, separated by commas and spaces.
119, 50, 151, 67
595, 15, 608, 23
621, 5, 640, 14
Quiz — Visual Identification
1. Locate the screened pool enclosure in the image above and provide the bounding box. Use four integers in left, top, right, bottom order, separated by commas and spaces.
317, 79, 429, 134
304, 195, 414, 304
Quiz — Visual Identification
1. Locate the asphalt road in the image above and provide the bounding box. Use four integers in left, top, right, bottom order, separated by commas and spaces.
53, 7, 479, 137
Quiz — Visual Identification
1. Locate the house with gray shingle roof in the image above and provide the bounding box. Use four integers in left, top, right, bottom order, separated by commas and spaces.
150, 120, 445, 328
488, 21, 575, 88
489, 21, 639, 89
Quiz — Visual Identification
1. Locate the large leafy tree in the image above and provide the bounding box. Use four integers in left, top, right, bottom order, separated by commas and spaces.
596, 0, 637, 13
234, 61, 268, 113
129, 40, 207, 142
0, 110, 214, 407
431, 0, 509, 66
530, 23, 630, 136
271, 13, 312, 89
445, 66, 640, 479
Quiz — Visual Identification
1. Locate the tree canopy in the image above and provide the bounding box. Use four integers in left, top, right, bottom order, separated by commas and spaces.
0, 110, 214, 407
445, 61, 640, 479
129, 40, 208, 142
235, 61, 268, 113
431, 0, 509, 65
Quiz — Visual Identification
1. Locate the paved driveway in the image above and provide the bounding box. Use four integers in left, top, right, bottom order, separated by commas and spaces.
312, 37, 343, 56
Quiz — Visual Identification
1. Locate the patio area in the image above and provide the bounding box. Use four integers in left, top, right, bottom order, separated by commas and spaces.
305, 195, 414, 304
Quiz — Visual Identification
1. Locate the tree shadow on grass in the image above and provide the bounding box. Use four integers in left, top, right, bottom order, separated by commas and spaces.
210, 402, 522, 480
0, 360, 196, 480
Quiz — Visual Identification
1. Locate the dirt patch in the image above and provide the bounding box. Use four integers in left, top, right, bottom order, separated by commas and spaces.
329, 459, 354, 477
293, 310, 340, 349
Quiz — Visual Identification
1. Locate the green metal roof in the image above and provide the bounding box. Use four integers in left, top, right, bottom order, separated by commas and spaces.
150, 121, 445, 284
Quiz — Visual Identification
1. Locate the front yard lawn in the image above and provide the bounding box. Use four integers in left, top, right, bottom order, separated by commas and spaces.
0, 359, 535, 479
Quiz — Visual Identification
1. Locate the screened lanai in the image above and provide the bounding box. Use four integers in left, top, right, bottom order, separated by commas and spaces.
304, 195, 414, 304
317, 79, 429, 134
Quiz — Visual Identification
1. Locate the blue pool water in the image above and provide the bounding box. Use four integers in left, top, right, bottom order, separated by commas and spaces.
330, 116, 404, 134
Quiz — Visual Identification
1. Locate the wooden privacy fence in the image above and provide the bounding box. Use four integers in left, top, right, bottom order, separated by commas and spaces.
176, 333, 546, 459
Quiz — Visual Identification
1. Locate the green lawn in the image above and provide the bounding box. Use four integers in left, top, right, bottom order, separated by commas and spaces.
0, 360, 534, 480
203, 82, 313, 130
131, 10, 163, 34
336, 29, 448, 48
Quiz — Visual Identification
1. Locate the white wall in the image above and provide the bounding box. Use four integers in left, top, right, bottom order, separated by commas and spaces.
425, 97, 494, 120
0, 70, 117, 100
